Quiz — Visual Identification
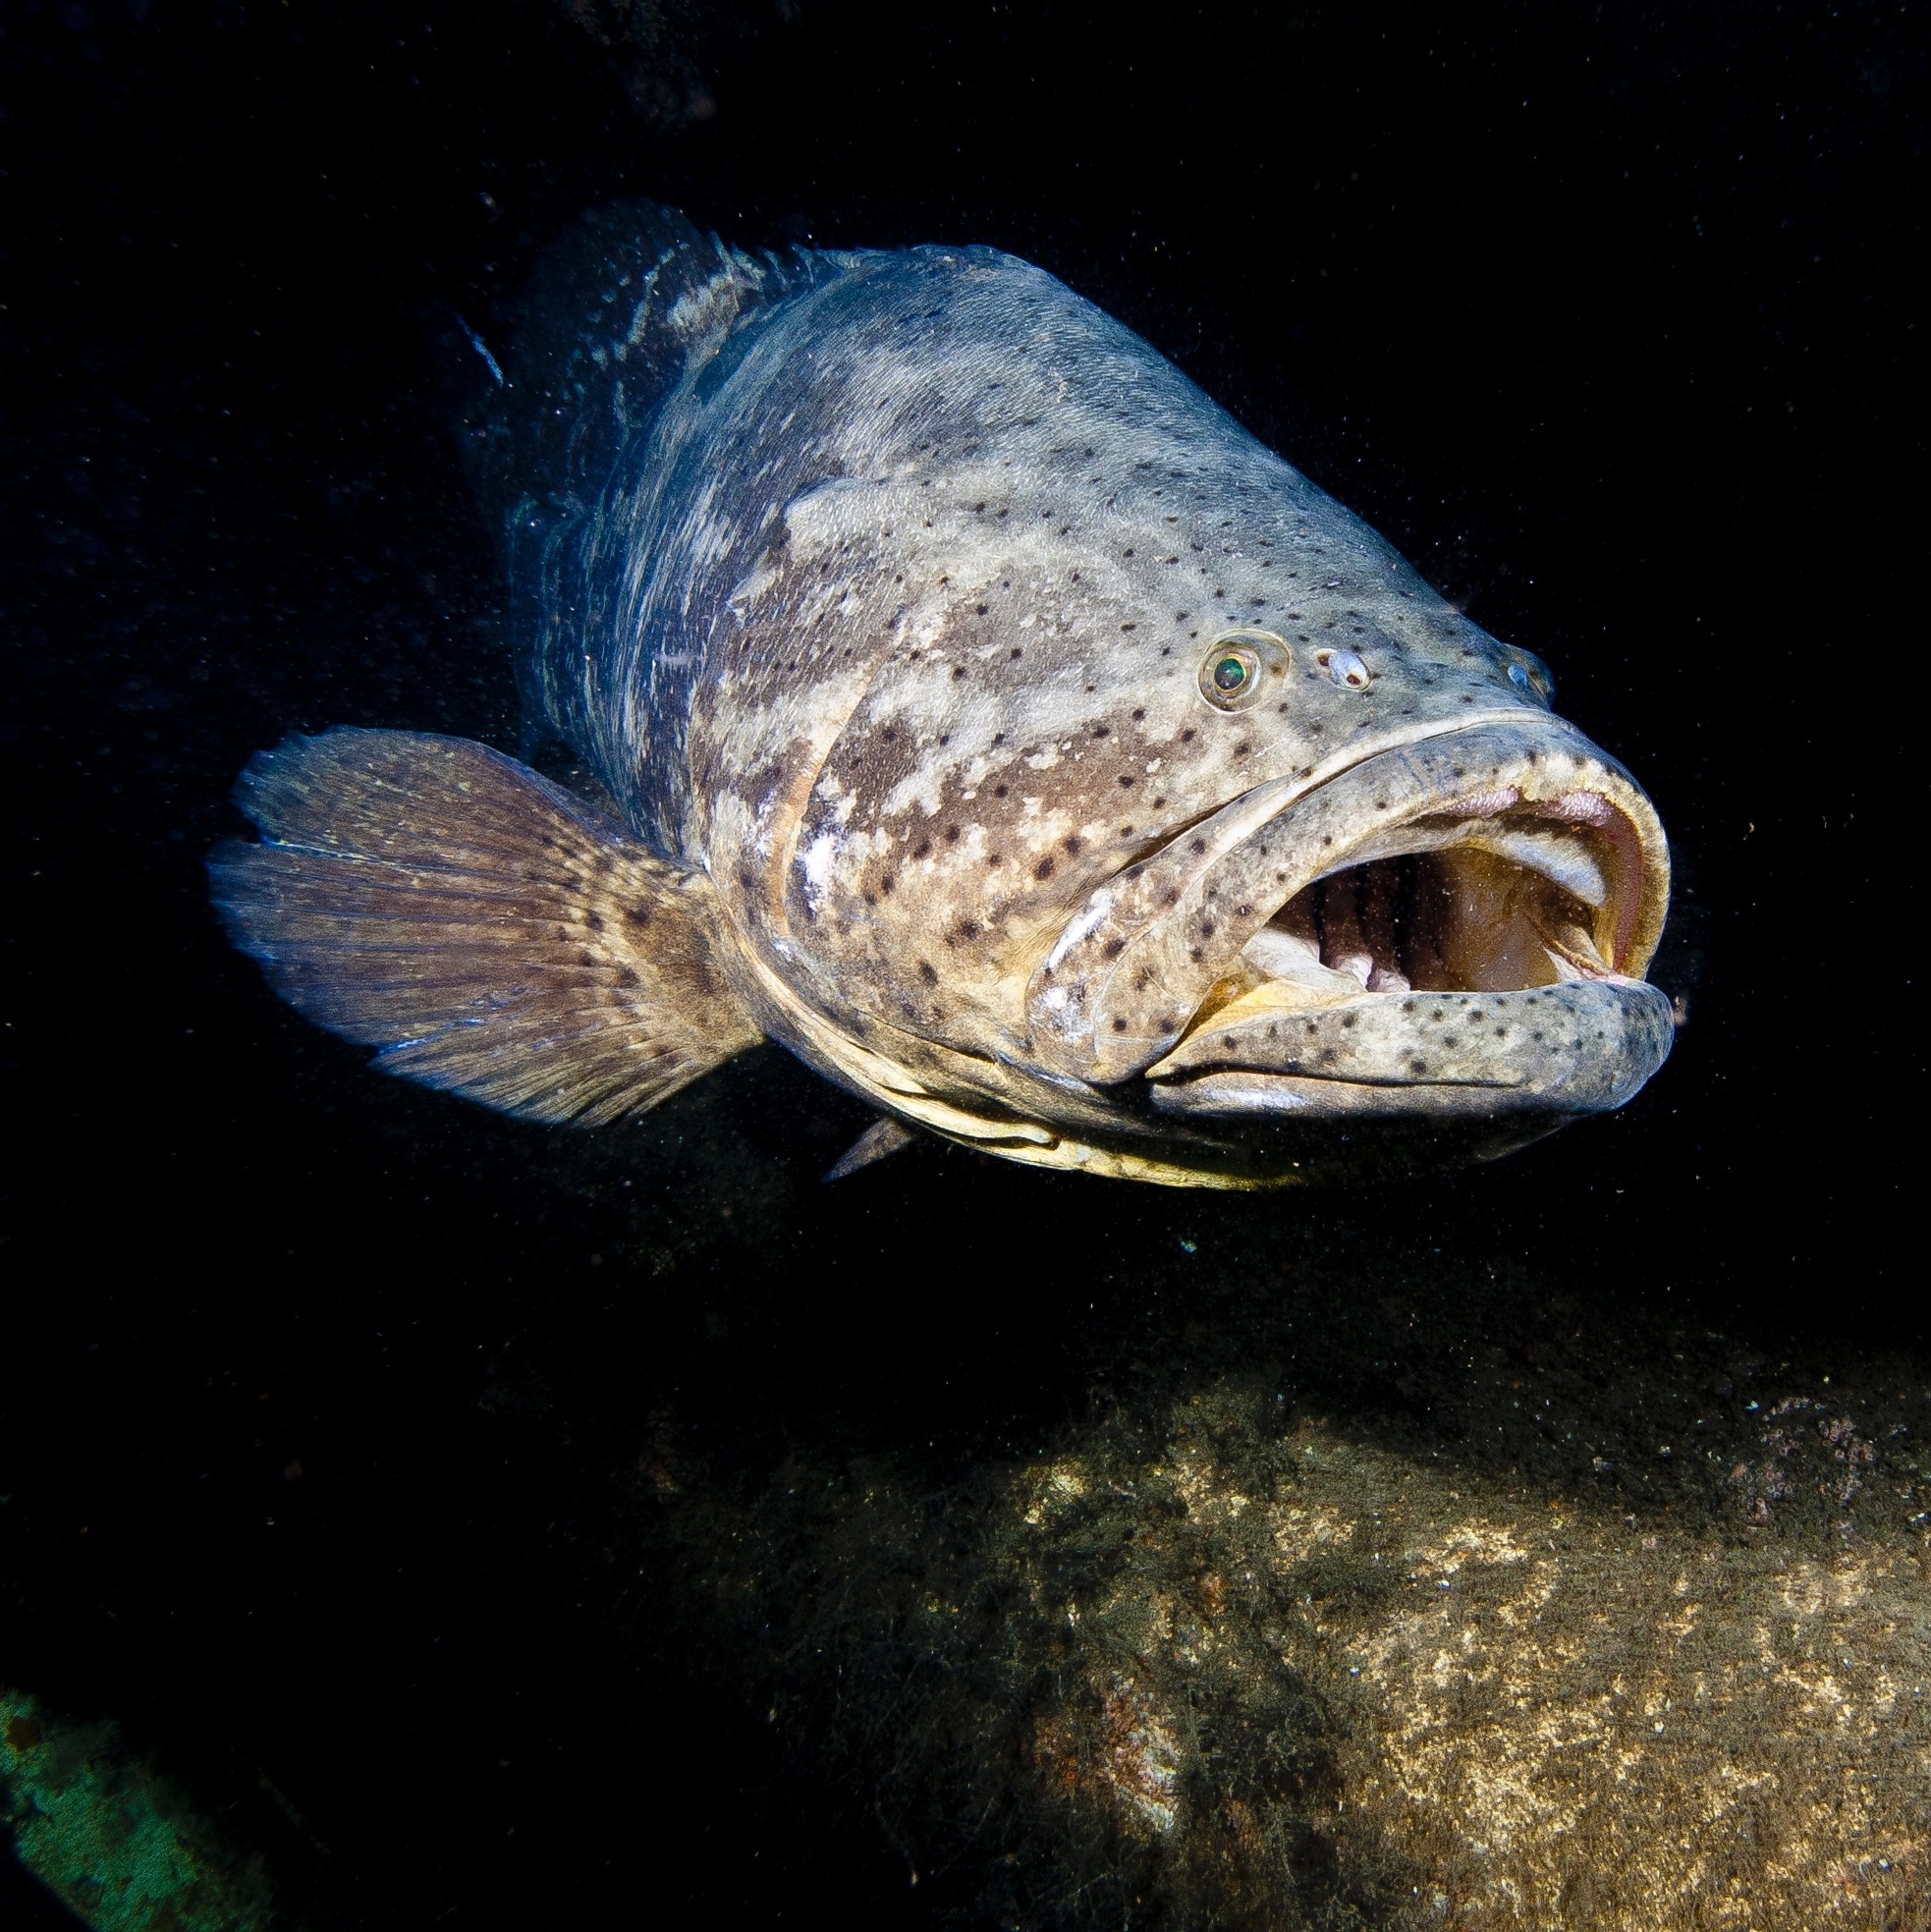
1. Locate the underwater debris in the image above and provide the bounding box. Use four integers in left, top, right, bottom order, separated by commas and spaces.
0, 1687, 348, 1932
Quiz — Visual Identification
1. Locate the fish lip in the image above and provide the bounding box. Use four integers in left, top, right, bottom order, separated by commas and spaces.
1025, 712, 1671, 1091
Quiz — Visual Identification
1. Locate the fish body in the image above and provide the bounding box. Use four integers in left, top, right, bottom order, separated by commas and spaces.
214, 204, 1671, 1187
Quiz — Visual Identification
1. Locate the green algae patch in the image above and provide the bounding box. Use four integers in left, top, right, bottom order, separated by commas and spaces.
1, 1686, 279, 1932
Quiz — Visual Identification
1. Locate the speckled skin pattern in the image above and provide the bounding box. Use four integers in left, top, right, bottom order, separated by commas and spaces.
489, 208, 1674, 1184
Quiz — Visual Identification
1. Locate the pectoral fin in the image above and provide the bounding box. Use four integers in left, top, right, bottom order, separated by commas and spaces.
209, 728, 761, 1125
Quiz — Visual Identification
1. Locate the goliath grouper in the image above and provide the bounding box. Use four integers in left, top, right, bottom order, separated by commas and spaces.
212, 203, 1672, 1187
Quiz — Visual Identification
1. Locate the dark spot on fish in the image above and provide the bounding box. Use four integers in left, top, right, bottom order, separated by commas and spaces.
913, 838, 931, 858
1121, 623, 1136, 633
1181, 728, 1196, 744
584, 911, 604, 932
625, 906, 652, 928
1010, 648, 1022, 659
1034, 856, 1055, 880
953, 666, 966, 679
976, 603, 988, 615
987, 854, 1003, 866
1063, 835, 1083, 856
945, 825, 961, 842
994, 783, 1010, 797
1113, 1017, 1130, 1031
1102, 937, 1127, 959
1092, 725, 1110, 738
1199, 920, 1216, 939
882, 727, 897, 742
880, 876, 895, 895
918, 961, 938, 985
1119, 773, 1136, 787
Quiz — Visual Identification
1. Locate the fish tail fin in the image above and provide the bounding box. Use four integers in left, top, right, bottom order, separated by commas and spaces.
209, 729, 762, 1126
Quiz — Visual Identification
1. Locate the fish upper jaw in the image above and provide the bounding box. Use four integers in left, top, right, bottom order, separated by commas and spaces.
1022, 712, 1671, 1113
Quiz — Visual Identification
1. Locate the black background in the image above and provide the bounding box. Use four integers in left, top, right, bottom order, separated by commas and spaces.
2, 1, 1924, 1926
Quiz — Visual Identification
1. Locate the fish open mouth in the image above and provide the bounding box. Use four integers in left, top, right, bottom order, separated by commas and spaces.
1027, 716, 1674, 1120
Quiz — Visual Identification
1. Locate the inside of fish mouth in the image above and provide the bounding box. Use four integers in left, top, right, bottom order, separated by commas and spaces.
1184, 803, 1632, 1030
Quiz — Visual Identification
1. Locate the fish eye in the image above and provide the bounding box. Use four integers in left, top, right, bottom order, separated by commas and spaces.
1506, 651, 1555, 704
1313, 646, 1372, 690
1197, 631, 1280, 710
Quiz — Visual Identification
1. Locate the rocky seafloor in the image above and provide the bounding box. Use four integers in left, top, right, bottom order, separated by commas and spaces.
468, 1059, 1931, 1932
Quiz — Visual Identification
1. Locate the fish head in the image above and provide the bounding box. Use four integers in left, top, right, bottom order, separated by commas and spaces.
760, 453, 1670, 1182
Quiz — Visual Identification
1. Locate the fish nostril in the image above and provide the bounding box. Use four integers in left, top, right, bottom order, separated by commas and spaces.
1315, 647, 1372, 690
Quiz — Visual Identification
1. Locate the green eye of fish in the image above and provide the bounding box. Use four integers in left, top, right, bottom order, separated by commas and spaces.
1197, 635, 1273, 709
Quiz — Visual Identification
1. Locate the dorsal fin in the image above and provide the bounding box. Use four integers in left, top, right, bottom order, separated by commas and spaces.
458, 203, 796, 548
454, 202, 861, 763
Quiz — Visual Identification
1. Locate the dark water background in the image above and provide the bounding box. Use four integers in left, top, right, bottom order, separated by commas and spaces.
2, 1, 1923, 1925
